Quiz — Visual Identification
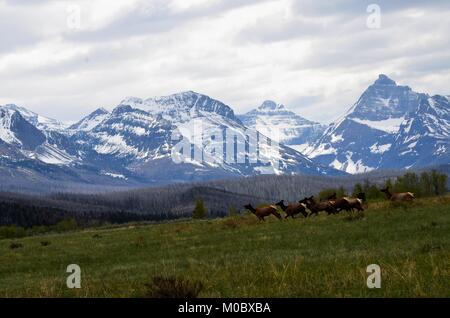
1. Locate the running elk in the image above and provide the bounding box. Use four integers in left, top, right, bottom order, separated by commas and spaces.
300, 196, 337, 216
275, 200, 308, 219
343, 197, 365, 212
328, 198, 352, 213
380, 187, 415, 201
244, 204, 282, 221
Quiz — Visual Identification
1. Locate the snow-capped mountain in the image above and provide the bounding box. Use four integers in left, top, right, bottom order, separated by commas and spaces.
75, 92, 340, 180
3, 78, 446, 190
239, 100, 326, 153
0, 105, 77, 166
308, 74, 449, 173
2, 104, 68, 131
69, 107, 109, 131
0, 92, 343, 191
119, 91, 240, 124
0, 107, 46, 150
379, 95, 450, 169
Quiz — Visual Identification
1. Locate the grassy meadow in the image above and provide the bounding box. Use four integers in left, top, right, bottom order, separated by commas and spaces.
1, 195, 450, 297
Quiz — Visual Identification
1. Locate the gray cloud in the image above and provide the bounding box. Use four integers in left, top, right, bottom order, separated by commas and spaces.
292, 0, 450, 16
66, 0, 275, 42
0, 0, 449, 124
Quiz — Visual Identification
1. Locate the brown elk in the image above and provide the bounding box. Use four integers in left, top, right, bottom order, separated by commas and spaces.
244, 204, 282, 221
275, 200, 308, 219
356, 192, 367, 203
342, 197, 364, 212
380, 187, 415, 201
323, 192, 349, 212
329, 198, 352, 213
300, 196, 337, 216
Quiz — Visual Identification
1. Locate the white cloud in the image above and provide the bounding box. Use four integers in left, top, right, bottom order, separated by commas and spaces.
0, 0, 448, 123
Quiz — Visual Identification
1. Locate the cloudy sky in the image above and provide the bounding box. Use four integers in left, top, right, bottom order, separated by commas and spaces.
0, 0, 449, 123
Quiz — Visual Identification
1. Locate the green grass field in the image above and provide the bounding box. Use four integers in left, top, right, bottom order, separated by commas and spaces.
1, 196, 450, 298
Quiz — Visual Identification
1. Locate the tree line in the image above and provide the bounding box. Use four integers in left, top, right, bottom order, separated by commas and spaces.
317, 170, 448, 201
0, 168, 448, 233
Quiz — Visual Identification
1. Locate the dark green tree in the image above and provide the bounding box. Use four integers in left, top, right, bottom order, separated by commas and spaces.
420, 171, 433, 197
431, 170, 447, 196
352, 183, 363, 198
193, 199, 208, 219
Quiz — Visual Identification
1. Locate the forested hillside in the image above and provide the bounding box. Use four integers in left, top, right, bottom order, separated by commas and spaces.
1, 165, 448, 228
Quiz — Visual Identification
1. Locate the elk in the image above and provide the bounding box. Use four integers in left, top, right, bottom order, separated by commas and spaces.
342, 197, 365, 212
244, 204, 282, 221
328, 197, 352, 213
380, 187, 415, 201
275, 200, 308, 219
356, 192, 367, 203
319, 192, 352, 213
300, 196, 337, 216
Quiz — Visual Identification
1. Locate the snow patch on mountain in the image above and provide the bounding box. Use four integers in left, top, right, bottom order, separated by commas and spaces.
30, 143, 75, 165
350, 116, 405, 133
330, 153, 374, 174
370, 143, 391, 154
102, 171, 127, 180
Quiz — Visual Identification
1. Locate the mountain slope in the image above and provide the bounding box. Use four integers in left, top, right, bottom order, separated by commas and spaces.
380, 95, 450, 169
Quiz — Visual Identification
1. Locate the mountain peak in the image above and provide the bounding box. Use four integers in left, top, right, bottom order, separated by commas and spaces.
69, 107, 110, 131
179, 90, 199, 96
1, 103, 66, 131
374, 74, 396, 86
258, 100, 285, 111
158, 90, 213, 101
120, 96, 143, 105
92, 107, 109, 115
143, 91, 238, 122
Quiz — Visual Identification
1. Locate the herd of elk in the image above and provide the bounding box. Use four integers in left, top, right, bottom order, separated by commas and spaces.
244, 186, 414, 221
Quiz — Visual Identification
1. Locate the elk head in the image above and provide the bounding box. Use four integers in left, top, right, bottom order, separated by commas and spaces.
244, 204, 255, 213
